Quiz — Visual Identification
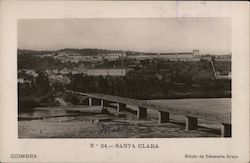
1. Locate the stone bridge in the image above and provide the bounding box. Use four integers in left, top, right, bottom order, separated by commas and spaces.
66, 90, 231, 137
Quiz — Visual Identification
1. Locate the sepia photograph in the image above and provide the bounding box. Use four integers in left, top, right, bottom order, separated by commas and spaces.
17, 18, 232, 138
1, 1, 249, 163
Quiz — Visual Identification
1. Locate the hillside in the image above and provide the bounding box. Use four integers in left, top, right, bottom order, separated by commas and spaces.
18, 48, 160, 56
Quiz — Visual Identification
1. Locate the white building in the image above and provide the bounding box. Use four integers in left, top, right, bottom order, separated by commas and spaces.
22, 69, 39, 77
176, 52, 194, 59
193, 50, 199, 56
98, 53, 126, 61
127, 54, 147, 60
48, 74, 71, 85
87, 68, 132, 76
159, 53, 177, 59
127, 50, 197, 60
18, 78, 31, 84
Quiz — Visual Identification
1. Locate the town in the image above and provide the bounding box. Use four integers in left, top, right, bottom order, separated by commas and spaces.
18, 48, 231, 87
18, 48, 231, 138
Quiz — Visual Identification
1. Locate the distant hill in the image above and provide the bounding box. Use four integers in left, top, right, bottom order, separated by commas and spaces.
17, 48, 158, 56
56, 48, 124, 56
18, 49, 54, 55
18, 48, 125, 56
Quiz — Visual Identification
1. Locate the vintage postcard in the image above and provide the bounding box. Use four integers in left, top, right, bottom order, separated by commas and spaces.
0, 1, 249, 163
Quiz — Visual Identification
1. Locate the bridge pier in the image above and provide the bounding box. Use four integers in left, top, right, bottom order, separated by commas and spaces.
117, 103, 126, 112
185, 116, 198, 130
221, 123, 231, 137
158, 111, 170, 123
69, 91, 231, 137
100, 99, 103, 107
137, 107, 147, 120
88, 97, 92, 106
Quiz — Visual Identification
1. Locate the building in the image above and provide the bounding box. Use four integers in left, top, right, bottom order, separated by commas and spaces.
18, 78, 31, 84
216, 71, 231, 79
22, 69, 39, 77
127, 50, 198, 61
176, 52, 193, 59
143, 54, 159, 59
48, 74, 71, 85
127, 54, 147, 60
98, 53, 126, 61
59, 68, 70, 74
159, 53, 177, 59
193, 50, 199, 56
86, 68, 132, 76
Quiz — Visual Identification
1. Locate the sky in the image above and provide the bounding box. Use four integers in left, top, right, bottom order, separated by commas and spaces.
18, 18, 231, 55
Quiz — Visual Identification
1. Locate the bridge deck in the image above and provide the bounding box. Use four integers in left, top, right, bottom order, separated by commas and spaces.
67, 91, 231, 124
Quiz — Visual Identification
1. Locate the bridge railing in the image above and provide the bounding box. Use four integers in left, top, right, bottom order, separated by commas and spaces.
66, 90, 231, 137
